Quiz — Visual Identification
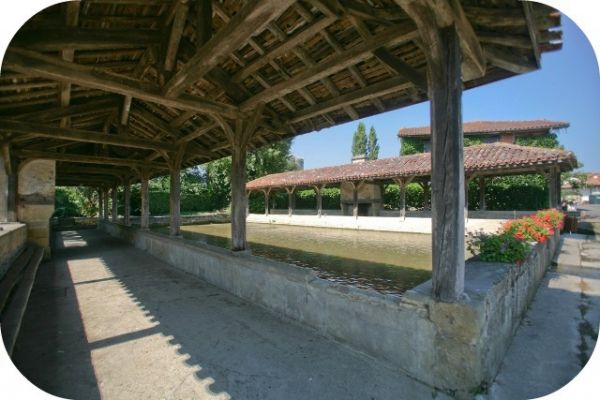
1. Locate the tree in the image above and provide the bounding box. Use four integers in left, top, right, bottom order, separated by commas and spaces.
367, 125, 379, 160
351, 122, 367, 157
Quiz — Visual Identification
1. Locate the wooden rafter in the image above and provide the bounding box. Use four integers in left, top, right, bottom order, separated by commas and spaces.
4, 48, 243, 118
163, 0, 296, 98
16, 150, 167, 170
1, 120, 178, 151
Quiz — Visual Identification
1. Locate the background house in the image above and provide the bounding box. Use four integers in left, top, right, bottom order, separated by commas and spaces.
398, 120, 569, 154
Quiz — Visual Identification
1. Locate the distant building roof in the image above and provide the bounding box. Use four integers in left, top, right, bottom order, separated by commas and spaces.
588, 173, 600, 187
247, 143, 577, 190
398, 120, 569, 138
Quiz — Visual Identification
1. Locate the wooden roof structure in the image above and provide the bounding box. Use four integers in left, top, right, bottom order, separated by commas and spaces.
246, 143, 577, 190
0, 0, 562, 187
398, 119, 569, 137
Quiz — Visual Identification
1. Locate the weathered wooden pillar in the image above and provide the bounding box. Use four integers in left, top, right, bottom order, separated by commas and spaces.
352, 181, 362, 218
168, 146, 185, 236
111, 186, 118, 223
548, 168, 559, 208
124, 179, 131, 226
556, 170, 562, 207
315, 185, 323, 217
479, 176, 487, 211
169, 168, 182, 236
1, 144, 18, 222
246, 190, 251, 216
140, 170, 150, 230
263, 188, 271, 216
102, 188, 109, 221
286, 187, 296, 216
395, 177, 412, 221
230, 143, 248, 250
428, 25, 465, 302
97, 188, 103, 219
464, 175, 475, 221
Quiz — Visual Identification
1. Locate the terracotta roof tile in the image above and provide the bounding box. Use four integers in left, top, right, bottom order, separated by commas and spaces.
247, 143, 577, 190
587, 173, 600, 186
398, 120, 570, 137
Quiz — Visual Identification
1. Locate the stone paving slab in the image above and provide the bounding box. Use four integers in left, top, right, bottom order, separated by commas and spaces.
11, 229, 446, 400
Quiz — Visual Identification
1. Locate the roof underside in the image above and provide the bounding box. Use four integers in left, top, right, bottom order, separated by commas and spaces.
0, 0, 563, 187
246, 143, 577, 190
398, 119, 570, 138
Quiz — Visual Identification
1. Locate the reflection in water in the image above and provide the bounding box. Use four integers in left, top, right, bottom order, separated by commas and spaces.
159, 223, 434, 295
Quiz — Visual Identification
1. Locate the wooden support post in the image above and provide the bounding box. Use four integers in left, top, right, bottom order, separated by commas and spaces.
231, 143, 247, 250
556, 169, 562, 207
140, 170, 150, 230
428, 24, 465, 302
102, 189, 109, 221
111, 186, 118, 223
286, 186, 296, 216
169, 167, 181, 236
548, 168, 559, 208
395, 177, 412, 221
315, 185, 323, 217
352, 181, 361, 218
479, 176, 487, 211
97, 188, 103, 219
263, 189, 271, 216
1, 143, 17, 222
464, 174, 475, 221
124, 179, 131, 226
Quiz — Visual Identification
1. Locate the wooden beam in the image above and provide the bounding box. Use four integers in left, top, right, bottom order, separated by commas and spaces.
11, 97, 119, 122
242, 24, 418, 109
0, 120, 177, 151
396, 0, 486, 80
195, 0, 213, 48
175, 122, 217, 144
164, 0, 189, 72
523, 1, 541, 68
163, 0, 295, 97
372, 48, 427, 90
288, 76, 413, 124
120, 95, 132, 125
12, 28, 162, 51
339, 0, 406, 24
232, 15, 337, 83
16, 150, 167, 170
4, 48, 243, 119
483, 45, 537, 74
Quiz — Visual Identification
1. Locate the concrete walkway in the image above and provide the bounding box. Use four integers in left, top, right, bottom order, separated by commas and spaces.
483, 208, 600, 399
11, 229, 445, 400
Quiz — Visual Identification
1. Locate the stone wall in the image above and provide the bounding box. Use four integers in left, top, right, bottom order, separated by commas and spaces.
248, 213, 504, 234
100, 221, 558, 395
18, 160, 55, 258
0, 223, 27, 279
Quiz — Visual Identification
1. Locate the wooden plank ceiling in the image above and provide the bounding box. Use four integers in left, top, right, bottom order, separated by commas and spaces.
0, 0, 562, 186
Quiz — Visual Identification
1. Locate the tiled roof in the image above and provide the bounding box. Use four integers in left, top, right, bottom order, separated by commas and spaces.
247, 143, 577, 190
587, 173, 600, 187
398, 120, 570, 137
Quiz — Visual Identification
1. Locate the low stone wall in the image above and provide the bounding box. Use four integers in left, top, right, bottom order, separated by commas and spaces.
248, 213, 504, 234
99, 221, 558, 395
0, 223, 27, 279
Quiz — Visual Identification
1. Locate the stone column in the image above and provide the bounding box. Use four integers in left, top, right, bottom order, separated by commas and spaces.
427, 24, 465, 302
111, 186, 118, 223
352, 182, 360, 219
140, 171, 150, 230
124, 180, 131, 226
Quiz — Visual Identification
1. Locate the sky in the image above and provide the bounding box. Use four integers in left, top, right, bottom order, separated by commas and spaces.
291, 15, 600, 172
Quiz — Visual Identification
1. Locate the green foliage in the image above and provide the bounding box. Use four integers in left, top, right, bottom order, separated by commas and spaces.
54, 187, 98, 217
383, 183, 426, 209
468, 231, 531, 264
515, 133, 560, 149
480, 175, 549, 210
351, 122, 367, 157
400, 138, 425, 155
367, 126, 379, 160
464, 135, 484, 147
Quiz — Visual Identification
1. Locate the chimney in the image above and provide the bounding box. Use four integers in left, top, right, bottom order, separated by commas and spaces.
352, 154, 367, 164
